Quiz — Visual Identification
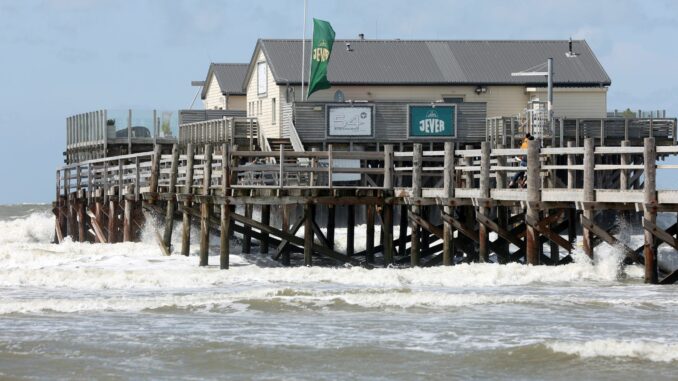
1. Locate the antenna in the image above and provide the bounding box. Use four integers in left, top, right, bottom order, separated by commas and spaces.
566, 37, 579, 58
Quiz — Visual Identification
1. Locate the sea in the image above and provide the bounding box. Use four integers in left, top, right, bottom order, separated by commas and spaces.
0, 204, 677, 380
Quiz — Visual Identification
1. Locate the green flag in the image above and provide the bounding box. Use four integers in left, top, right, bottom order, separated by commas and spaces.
307, 18, 335, 98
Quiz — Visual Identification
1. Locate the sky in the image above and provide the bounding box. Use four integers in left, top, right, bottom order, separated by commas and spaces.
0, 0, 677, 204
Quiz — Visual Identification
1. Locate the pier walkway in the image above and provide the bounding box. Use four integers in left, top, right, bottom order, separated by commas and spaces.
54, 138, 678, 284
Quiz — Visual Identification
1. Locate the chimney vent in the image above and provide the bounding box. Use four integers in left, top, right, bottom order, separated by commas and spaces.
358, 33, 365, 40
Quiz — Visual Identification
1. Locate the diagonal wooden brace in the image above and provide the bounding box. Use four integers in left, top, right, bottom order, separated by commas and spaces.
526, 214, 573, 252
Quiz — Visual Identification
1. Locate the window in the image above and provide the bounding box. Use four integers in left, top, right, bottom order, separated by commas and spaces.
257, 62, 267, 95
271, 98, 276, 124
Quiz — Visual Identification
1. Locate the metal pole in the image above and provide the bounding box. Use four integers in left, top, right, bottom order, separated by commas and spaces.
547, 58, 554, 138
301, 0, 307, 101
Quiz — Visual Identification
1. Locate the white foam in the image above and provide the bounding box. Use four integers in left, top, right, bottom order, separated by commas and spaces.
547, 339, 678, 363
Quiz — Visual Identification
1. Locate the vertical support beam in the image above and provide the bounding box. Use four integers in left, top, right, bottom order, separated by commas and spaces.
366, 203, 375, 264
620, 140, 630, 190
463, 145, 476, 257
108, 197, 117, 243
643, 137, 658, 284
582, 138, 595, 258
162, 144, 180, 251
199, 144, 213, 267
281, 203, 291, 266
399, 205, 408, 256
567, 141, 577, 244
326, 205, 335, 250
181, 144, 194, 257
346, 205, 355, 256
95, 197, 104, 244
410, 143, 422, 266
242, 201, 252, 254
220, 143, 231, 269
148, 144, 162, 204
123, 187, 132, 242
260, 204, 271, 254
304, 203, 313, 266
478, 142, 490, 263
495, 145, 508, 263
526, 138, 541, 265
383, 144, 394, 266
443, 142, 455, 266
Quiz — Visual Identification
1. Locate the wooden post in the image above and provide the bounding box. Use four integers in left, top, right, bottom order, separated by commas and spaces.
366, 204, 375, 263
644, 137, 658, 284
220, 143, 231, 269
304, 203, 313, 266
582, 138, 595, 259
495, 144, 508, 263
76, 166, 85, 242
326, 205, 335, 250
463, 145, 476, 257
620, 140, 630, 190
242, 201, 252, 254
478, 142, 490, 263
123, 187, 132, 242
526, 138, 541, 265
148, 144, 162, 204
108, 196, 117, 243
410, 143, 422, 266
181, 144, 194, 257
347, 205, 355, 256
399, 204, 408, 256
281, 203, 291, 266
95, 197, 104, 243
567, 141, 577, 244
443, 142, 455, 265
260, 204, 271, 254
163, 144, 180, 251
383, 144, 394, 266
199, 144, 213, 267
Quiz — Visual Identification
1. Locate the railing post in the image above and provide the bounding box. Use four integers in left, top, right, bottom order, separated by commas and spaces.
148, 144, 162, 204
162, 144, 180, 251
220, 143, 231, 269
526, 138, 541, 265
478, 142, 490, 263
620, 140, 630, 190
199, 144, 213, 266
567, 141, 577, 243
643, 137, 658, 284
383, 144, 394, 266
181, 144, 194, 257
443, 142, 455, 266
582, 138, 595, 258
410, 143, 422, 266
279, 144, 285, 189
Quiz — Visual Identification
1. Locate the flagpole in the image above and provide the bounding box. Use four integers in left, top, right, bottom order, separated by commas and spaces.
301, 0, 307, 101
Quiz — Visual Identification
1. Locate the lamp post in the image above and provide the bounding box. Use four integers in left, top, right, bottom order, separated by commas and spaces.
511, 57, 554, 138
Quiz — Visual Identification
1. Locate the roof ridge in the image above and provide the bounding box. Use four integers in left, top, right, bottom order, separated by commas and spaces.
259, 38, 587, 43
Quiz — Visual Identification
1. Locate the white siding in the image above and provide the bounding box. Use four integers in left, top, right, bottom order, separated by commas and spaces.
527, 87, 607, 118
227, 95, 246, 111
203, 73, 226, 110
246, 51, 283, 140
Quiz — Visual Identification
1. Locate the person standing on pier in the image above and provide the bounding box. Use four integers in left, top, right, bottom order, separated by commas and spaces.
509, 133, 533, 188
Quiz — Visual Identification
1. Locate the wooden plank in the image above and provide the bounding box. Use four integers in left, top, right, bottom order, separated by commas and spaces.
442, 213, 479, 242
580, 215, 642, 263
86, 210, 107, 244
408, 213, 443, 240
642, 218, 678, 251
525, 213, 572, 252
476, 213, 523, 248
659, 269, 678, 285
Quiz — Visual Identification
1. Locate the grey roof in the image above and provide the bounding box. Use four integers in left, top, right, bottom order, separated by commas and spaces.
252, 39, 610, 87
201, 63, 249, 99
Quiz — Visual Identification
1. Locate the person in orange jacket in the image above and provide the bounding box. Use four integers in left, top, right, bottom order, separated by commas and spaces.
509, 133, 533, 188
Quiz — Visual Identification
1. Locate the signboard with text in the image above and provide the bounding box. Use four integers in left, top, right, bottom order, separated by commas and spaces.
408, 104, 456, 138
327, 105, 374, 137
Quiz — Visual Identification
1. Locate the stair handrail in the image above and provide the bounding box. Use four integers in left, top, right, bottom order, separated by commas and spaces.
289, 121, 306, 152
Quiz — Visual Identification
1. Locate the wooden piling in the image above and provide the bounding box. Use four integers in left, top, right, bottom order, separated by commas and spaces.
383, 144, 395, 266
304, 203, 313, 266
478, 142, 490, 262
410, 143, 422, 266
123, 187, 132, 242
281, 203, 290, 266
567, 141, 577, 244
443, 142, 455, 266
260, 204, 271, 254
643, 137, 658, 284
366, 204, 375, 263
326, 205, 335, 250
181, 144, 194, 257
162, 144, 180, 251
199, 144, 213, 267
108, 196, 117, 243
582, 138, 595, 258
525, 138, 541, 265
399, 204, 408, 256
347, 205, 355, 256
220, 143, 231, 269
495, 144, 508, 263
148, 144, 162, 204
242, 202, 252, 254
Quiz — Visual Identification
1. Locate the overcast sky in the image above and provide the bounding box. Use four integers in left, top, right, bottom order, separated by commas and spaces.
0, 0, 677, 203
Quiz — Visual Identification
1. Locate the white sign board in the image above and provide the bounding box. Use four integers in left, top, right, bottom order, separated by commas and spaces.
327, 106, 373, 137
319, 159, 361, 182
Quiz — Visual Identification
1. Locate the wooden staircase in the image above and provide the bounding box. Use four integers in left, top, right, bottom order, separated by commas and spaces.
267, 138, 293, 153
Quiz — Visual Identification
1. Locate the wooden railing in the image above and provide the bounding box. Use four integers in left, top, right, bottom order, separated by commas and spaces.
57, 138, 678, 206
179, 117, 258, 150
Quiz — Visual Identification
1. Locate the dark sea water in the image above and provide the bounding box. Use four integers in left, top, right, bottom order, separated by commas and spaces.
0, 204, 676, 380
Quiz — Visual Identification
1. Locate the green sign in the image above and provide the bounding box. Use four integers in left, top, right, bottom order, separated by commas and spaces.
408, 105, 456, 138
307, 18, 335, 98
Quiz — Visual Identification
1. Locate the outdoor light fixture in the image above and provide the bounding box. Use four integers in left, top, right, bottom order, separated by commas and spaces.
475, 86, 487, 95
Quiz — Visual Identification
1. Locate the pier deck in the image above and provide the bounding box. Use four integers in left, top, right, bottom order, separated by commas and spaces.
54, 138, 678, 284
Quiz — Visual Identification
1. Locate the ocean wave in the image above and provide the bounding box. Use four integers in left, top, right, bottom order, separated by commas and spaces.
546, 339, 678, 363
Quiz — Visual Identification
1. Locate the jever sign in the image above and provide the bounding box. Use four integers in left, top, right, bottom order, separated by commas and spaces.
408, 105, 456, 138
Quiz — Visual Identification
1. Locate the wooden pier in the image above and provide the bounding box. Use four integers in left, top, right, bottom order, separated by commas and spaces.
54, 138, 678, 284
